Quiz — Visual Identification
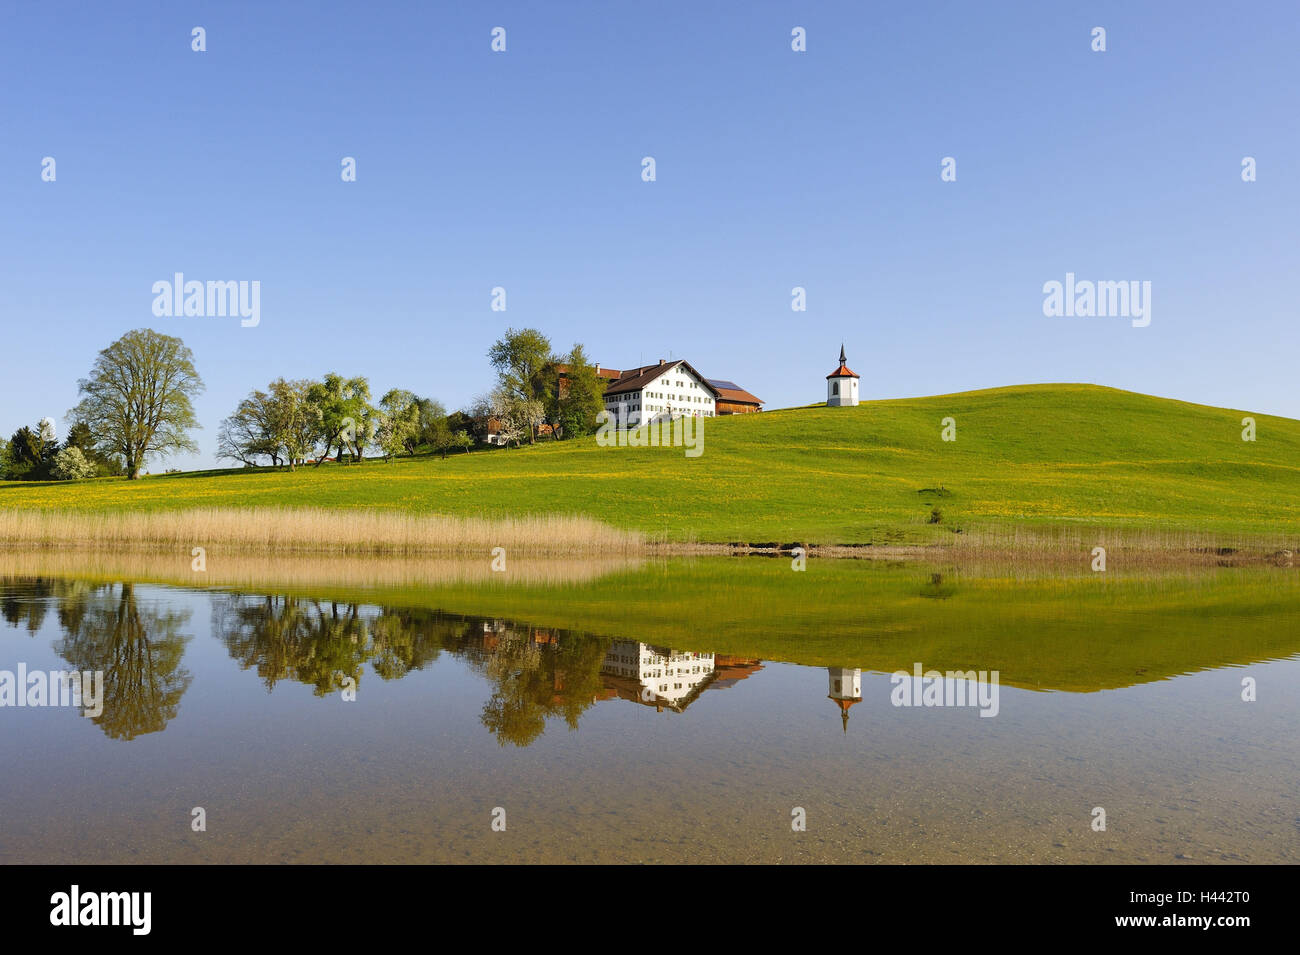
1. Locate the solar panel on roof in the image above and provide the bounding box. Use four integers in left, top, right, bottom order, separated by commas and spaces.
706, 379, 742, 390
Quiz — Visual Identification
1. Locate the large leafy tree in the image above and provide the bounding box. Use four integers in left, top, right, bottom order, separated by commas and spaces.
414, 397, 448, 448
307, 374, 372, 466
217, 378, 319, 470
487, 327, 553, 445
551, 344, 605, 439
67, 329, 204, 479
428, 413, 456, 459
377, 389, 420, 461
269, 378, 319, 470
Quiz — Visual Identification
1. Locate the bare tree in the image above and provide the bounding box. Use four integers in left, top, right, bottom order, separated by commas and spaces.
217, 388, 280, 467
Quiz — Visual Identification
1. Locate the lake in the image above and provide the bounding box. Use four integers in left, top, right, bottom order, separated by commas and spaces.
1, 556, 1297, 863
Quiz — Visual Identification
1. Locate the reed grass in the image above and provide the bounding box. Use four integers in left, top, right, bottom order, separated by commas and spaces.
0, 507, 646, 557
0, 549, 645, 590
948, 521, 1297, 568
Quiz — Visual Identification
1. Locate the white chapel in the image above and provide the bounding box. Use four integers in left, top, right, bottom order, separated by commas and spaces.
826, 345, 860, 407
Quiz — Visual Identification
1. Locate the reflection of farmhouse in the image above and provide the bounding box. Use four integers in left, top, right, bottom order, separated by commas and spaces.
711, 655, 765, 688
600, 640, 716, 712
597, 640, 765, 713
471, 623, 770, 719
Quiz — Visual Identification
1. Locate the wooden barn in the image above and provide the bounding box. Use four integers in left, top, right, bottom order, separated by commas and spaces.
706, 379, 764, 414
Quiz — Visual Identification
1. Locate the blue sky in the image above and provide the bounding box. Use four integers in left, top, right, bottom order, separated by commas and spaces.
3, 1, 1297, 470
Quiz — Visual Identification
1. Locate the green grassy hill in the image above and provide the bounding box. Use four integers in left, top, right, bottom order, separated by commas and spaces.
3, 384, 1298, 543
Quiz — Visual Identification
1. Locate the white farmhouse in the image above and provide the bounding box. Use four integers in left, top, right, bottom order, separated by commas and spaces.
602, 359, 720, 428
826, 344, 860, 407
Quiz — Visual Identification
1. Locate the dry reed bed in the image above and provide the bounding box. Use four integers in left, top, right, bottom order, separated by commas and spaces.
0, 549, 646, 591
0, 508, 646, 557
0, 509, 1292, 569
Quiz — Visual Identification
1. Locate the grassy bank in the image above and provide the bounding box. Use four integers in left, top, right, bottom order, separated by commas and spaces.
2, 384, 1297, 545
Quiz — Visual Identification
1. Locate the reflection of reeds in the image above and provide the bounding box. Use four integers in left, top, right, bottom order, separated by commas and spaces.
0, 508, 644, 556
0, 549, 645, 591
946, 522, 1297, 568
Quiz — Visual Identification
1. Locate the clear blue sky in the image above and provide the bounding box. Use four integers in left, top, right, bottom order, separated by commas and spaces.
3, 1, 1296, 470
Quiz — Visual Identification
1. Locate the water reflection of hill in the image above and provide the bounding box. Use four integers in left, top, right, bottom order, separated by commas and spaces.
4, 553, 1298, 747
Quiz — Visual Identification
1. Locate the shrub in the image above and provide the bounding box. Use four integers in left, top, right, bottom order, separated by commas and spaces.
51, 446, 97, 481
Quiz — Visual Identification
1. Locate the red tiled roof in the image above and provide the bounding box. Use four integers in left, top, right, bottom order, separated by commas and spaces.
826, 363, 859, 379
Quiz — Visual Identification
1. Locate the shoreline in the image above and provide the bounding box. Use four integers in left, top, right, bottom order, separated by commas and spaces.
684, 541, 1297, 568
0, 506, 1294, 570
0, 539, 1294, 572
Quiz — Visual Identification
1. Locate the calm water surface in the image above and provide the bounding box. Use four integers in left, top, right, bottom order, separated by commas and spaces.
1, 561, 1297, 864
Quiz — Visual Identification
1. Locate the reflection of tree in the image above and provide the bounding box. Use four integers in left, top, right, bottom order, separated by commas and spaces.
0, 577, 101, 636
214, 598, 451, 694
370, 610, 446, 680
217, 596, 370, 696
212, 594, 612, 748
54, 578, 103, 636
476, 627, 610, 748
1, 578, 55, 634
52, 582, 193, 741
9, 579, 623, 748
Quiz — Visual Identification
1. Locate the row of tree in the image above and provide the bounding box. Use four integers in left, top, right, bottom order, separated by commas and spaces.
2, 578, 607, 744
1, 418, 124, 481
3, 324, 609, 481
216, 376, 477, 469
217, 327, 608, 466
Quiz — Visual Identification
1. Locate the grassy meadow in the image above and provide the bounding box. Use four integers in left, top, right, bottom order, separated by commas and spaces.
2, 384, 1298, 547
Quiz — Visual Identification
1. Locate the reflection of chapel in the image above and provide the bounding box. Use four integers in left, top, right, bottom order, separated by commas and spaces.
827, 667, 862, 732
